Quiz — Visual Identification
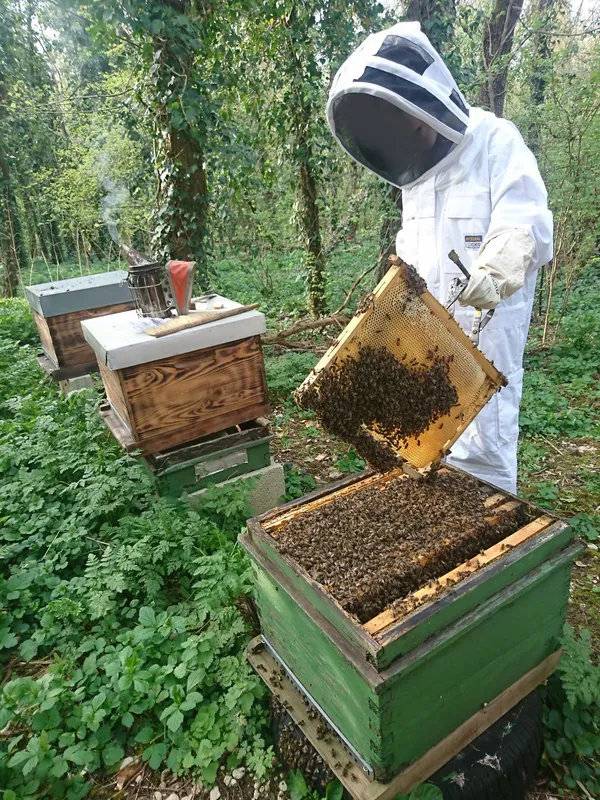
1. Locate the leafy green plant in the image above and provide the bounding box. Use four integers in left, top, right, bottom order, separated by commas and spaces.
284, 464, 317, 501
287, 773, 345, 800
265, 353, 319, 405
542, 626, 600, 795
396, 784, 443, 799
335, 450, 366, 474
569, 512, 600, 542
0, 306, 273, 796
0, 299, 39, 346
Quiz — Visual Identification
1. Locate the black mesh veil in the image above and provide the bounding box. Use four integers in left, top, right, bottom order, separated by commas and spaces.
327, 27, 470, 187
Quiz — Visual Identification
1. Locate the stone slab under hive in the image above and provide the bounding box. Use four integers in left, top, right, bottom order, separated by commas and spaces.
295, 256, 506, 473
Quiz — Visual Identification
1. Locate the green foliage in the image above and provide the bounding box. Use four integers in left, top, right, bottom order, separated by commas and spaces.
335, 450, 366, 474
284, 464, 317, 501
265, 353, 319, 404
0, 298, 38, 346
0, 305, 272, 795
542, 626, 600, 795
569, 513, 600, 543
287, 773, 346, 800
396, 784, 443, 800
520, 266, 600, 441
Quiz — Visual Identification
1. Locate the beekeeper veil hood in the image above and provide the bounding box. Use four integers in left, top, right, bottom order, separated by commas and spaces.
327, 22, 470, 188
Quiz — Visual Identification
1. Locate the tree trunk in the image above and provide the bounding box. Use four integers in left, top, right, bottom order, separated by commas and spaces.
0, 149, 27, 297
480, 0, 524, 116
377, 186, 402, 281
150, 1, 210, 280
161, 123, 208, 261
405, 0, 457, 52
298, 136, 326, 317
528, 0, 556, 153
50, 219, 66, 263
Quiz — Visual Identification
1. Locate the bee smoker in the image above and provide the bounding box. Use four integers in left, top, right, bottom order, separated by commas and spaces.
121, 244, 172, 319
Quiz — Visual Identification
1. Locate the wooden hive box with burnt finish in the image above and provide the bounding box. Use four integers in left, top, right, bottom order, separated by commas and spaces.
82, 298, 270, 455
25, 272, 134, 378
241, 466, 581, 788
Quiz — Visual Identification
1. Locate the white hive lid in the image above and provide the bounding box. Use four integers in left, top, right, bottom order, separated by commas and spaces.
81, 294, 267, 370
25, 271, 132, 317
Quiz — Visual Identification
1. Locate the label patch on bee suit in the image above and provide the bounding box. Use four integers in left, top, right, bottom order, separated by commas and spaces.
464, 234, 483, 251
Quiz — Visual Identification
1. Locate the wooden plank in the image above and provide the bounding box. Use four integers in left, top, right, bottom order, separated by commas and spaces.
48, 301, 134, 367
98, 402, 138, 452
241, 532, 381, 680
121, 335, 270, 454
246, 524, 379, 660
32, 309, 58, 364
351, 498, 525, 617
374, 523, 573, 668
244, 543, 385, 771
364, 514, 554, 636
483, 493, 506, 508
373, 649, 561, 799
36, 354, 98, 381
98, 359, 134, 430
262, 469, 405, 535
486, 499, 522, 521
247, 638, 561, 800
373, 546, 578, 776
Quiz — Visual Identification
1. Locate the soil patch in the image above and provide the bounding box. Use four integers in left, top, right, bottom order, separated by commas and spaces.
296, 345, 458, 472
275, 470, 529, 623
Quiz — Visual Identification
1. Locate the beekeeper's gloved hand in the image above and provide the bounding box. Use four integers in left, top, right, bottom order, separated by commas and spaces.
458, 229, 536, 310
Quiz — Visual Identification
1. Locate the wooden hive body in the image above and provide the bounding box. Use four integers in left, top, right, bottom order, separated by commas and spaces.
25, 272, 134, 375
241, 467, 581, 783
83, 301, 270, 455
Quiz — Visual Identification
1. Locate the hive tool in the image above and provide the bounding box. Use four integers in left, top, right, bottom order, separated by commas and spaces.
445, 250, 494, 347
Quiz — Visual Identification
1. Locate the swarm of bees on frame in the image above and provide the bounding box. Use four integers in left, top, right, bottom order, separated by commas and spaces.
296, 344, 459, 472
277, 471, 528, 623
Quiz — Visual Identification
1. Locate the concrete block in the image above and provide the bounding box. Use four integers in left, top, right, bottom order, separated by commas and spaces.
188, 462, 286, 517
59, 374, 95, 398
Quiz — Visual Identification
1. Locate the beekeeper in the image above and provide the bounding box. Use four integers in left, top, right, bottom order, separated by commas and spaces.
326, 21, 553, 495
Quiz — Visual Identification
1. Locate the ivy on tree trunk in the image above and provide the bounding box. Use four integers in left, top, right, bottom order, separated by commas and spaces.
151, 38, 209, 272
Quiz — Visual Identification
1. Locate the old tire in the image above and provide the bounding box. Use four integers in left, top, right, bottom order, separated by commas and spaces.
271, 691, 542, 799
429, 690, 543, 800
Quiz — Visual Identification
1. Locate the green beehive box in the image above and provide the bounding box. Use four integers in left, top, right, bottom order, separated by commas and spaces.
241, 466, 581, 785
144, 419, 272, 497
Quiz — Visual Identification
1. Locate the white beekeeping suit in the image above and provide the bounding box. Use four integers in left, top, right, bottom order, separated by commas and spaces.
326, 21, 553, 494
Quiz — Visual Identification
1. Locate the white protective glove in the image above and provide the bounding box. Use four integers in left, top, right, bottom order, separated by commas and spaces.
458, 229, 536, 310
458, 268, 500, 309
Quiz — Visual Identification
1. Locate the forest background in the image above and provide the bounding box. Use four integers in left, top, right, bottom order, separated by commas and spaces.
1, 0, 600, 798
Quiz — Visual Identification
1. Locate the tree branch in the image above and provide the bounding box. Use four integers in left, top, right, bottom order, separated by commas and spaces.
261, 314, 350, 350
